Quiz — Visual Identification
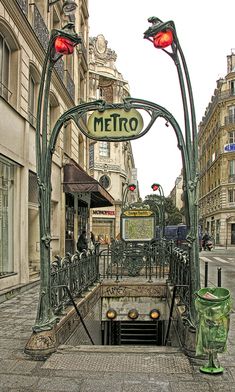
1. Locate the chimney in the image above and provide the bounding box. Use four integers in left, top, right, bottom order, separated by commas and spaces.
227, 49, 235, 73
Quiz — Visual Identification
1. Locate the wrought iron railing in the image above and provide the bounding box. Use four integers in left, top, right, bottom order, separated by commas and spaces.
49, 240, 190, 316
168, 247, 190, 313
50, 247, 99, 314
99, 240, 172, 282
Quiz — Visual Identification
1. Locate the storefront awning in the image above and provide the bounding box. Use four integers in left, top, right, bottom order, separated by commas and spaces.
63, 162, 114, 208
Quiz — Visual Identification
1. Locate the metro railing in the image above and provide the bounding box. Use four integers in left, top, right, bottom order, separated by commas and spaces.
49, 240, 191, 314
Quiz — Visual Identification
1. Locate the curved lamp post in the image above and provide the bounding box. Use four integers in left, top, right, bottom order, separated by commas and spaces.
122, 183, 136, 211
144, 17, 200, 322
151, 183, 166, 238
24, 23, 82, 358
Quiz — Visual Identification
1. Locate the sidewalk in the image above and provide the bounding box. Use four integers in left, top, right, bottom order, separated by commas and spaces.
0, 284, 234, 391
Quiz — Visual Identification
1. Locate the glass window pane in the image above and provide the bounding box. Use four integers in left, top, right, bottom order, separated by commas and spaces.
2, 41, 9, 100
0, 159, 14, 275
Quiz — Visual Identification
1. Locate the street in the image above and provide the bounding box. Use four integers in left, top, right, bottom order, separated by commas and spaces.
200, 248, 235, 303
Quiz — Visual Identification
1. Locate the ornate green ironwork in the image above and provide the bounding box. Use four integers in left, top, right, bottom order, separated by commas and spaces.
34, 16, 199, 335
34, 23, 82, 332
144, 17, 200, 323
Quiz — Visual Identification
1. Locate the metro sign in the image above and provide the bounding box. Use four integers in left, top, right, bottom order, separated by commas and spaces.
87, 108, 143, 139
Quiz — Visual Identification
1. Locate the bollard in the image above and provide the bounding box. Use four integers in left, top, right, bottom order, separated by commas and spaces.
204, 262, 208, 288
217, 267, 222, 287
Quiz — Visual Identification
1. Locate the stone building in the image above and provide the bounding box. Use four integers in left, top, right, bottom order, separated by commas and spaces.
0, 0, 113, 292
169, 171, 184, 212
198, 50, 235, 246
88, 34, 138, 242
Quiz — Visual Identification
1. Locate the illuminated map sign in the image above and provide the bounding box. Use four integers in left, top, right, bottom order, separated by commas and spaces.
121, 210, 155, 241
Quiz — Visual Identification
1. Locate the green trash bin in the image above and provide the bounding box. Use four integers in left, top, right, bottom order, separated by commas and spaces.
195, 287, 232, 374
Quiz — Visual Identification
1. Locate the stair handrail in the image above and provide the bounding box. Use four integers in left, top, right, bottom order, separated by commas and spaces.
52, 284, 95, 345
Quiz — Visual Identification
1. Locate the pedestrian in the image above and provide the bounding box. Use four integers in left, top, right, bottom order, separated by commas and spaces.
90, 231, 95, 245
202, 231, 210, 250
77, 230, 88, 252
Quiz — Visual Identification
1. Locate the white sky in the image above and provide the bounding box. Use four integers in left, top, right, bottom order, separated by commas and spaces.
88, 0, 235, 198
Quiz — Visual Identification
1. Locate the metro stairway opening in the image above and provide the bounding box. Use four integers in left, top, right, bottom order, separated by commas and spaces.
102, 320, 166, 345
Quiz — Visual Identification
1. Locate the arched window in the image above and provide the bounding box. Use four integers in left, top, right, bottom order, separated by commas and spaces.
0, 34, 10, 101
28, 63, 40, 127
49, 92, 60, 153
0, 21, 20, 107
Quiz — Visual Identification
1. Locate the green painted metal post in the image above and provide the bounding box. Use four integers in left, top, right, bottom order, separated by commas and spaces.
144, 17, 200, 323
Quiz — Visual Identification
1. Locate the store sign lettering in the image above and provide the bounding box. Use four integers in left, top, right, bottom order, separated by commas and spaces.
87, 108, 143, 138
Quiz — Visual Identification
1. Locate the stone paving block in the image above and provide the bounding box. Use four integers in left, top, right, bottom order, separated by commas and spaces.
0, 374, 39, 389
123, 380, 171, 392
170, 381, 210, 391
79, 379, 123, 392
36, 376, 82, 391
208, 383, 235, 392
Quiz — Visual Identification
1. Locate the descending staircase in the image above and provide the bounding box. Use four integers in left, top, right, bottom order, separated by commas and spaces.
118, 321, 164, 345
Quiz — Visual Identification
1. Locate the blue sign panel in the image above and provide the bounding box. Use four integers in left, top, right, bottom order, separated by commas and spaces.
224, 143, 235, 152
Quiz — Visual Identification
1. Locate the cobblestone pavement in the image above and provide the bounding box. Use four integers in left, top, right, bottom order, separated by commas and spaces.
0, 284, 234, 391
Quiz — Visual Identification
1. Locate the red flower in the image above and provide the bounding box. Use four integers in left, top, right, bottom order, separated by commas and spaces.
153, 30, 173, 48
54, 37, 75, 55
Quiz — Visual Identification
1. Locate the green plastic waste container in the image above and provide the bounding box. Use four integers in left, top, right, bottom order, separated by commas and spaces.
195, 287, 232, 374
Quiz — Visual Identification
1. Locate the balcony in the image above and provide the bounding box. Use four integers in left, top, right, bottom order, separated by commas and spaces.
228, 175, 235, 183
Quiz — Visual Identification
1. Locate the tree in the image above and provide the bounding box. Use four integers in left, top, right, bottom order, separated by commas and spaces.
144, 194, 183, 225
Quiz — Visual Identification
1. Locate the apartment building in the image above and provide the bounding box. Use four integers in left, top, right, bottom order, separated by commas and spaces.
0, 0, 114, 292
198, 51, 235, 246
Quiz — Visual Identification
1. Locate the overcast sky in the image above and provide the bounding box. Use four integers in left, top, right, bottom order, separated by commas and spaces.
88, 0, 235, 198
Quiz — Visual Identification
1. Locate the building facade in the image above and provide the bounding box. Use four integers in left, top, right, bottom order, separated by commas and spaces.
169, 171, 184, 212
0, 0, 114, 292
198, 51, 235, 246
88, 34, 138, 243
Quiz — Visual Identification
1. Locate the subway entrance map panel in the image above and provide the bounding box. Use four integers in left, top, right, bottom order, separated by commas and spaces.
121, 210, 155, 241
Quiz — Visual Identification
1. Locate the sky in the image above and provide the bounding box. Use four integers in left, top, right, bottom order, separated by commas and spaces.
88, 0, 235, 198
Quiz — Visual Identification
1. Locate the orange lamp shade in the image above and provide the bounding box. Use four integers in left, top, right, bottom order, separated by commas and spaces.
54, 37, 75, 55
153, 30, 173, 48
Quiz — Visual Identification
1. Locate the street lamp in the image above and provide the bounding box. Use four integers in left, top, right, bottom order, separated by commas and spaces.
151, 183, 166, 238
122, 183, 136, 210
144, 17, 200, 322
47, 0, 78, 14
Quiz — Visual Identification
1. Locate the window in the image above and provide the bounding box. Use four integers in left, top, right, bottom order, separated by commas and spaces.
0, 23, 20, 107
48, 92, 60, 152
99, 141, 110, 157
99, 175, 110, 189
228, 189, 235, 203
228, 106, 235, 123
0, 157, 14, 276
229, 160, 235, 176
229, 131, 235, 144
78, 134, 84, 167
28, 74, 36, 126
63, 122, 72, 156
28, 64, 40, 127
231, 80, 235, 95
0, 33, 10, 101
